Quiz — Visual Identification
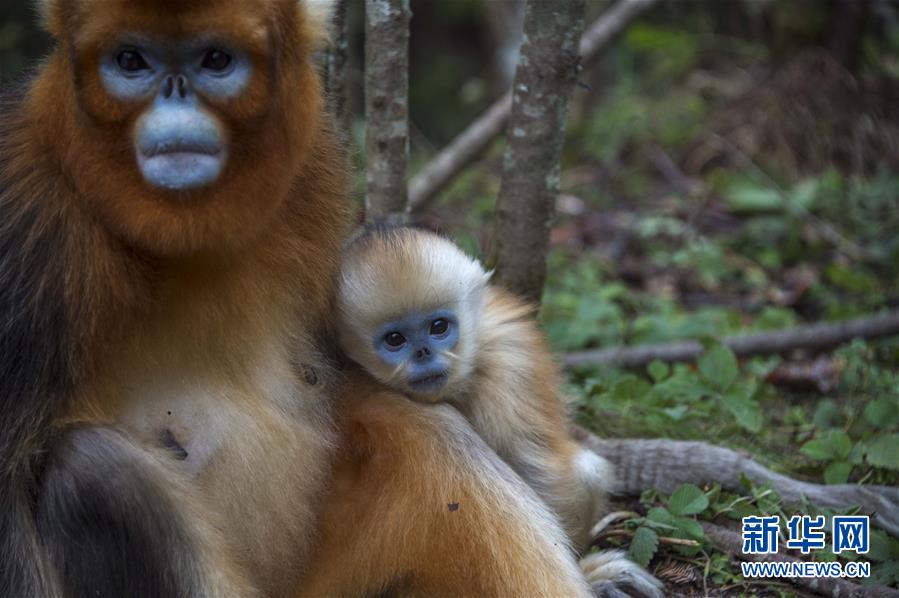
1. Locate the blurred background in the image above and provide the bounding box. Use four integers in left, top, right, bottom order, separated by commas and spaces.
3, 0, 897, 591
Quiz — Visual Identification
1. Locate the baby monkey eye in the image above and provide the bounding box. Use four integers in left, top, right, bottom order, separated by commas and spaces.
116, 50, 150, 72
430, 319, 449, 336
201, 49, 233, 71
383, 331, 406, 348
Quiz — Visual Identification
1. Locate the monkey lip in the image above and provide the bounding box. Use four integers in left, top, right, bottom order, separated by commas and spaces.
408, 372, 449, 393
141, 141, 221, 159
137, 145, 226, 191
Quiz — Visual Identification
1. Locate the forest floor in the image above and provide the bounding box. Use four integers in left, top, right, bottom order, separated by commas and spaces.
413, 27, 899, 596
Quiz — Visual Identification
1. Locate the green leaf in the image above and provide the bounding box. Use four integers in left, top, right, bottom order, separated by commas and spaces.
668, 484, 709, 516
720, 383, 763, 433
824, 461, 852, 485
801, 430, 852, 461
644, 507, 678, 530
723, 181, 783, 213
647, 360, 670, 383
673, 516, 705, 541
628, 526, 659, 568
801, 438, 835, 461
813, 399, 841, 429
662, 405, 689, 420
868, 530, 899, 562
865, 434, 899, 470
829, 430, 853, 460
788, 178, 819, 211
698, 342, 738, 391
864, 399, 899, 429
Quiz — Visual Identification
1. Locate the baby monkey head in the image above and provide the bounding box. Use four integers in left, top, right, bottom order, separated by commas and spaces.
337, 228, 491, 401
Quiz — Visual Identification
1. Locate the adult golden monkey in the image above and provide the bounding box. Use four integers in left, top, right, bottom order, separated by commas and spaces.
0, 0, 609, 596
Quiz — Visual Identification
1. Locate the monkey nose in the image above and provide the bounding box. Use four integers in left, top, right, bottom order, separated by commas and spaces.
161, 75, 190, 100
415, 347, 432, 360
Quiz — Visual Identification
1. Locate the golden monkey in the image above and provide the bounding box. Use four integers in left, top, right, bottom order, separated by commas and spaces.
335, 226, 664, 596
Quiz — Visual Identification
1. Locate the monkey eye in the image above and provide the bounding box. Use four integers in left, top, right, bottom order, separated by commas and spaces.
383, 331, 406, 348
201, 49, 233, 72
116, 49, 150, 72
429, 319, 449, 336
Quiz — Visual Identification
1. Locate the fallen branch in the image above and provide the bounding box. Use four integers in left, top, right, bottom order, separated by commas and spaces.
573, 427, 899, 537
564, 310, 899, 368
700, 521, 899, 597
408, 0, 659, 211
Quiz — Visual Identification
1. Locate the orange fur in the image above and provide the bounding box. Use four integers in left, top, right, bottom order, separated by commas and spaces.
300, 371, 591, 597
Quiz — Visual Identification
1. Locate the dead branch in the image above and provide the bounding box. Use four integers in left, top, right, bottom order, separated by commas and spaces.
408, 0, 659, 212
364, 0, 411, 223
700, 521, 899, 597
574, 427, 899, 537
492, 0, 585, 303
564, 310, 899, 368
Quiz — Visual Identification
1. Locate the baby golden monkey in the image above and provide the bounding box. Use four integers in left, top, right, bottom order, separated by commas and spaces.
337, 226, 664, 596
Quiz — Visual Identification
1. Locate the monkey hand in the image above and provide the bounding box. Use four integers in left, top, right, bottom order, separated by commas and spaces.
580, 550, 665, 598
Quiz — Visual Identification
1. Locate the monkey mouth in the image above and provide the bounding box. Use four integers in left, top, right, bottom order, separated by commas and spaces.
407, 371, 449, 394
136, 143, 226, 191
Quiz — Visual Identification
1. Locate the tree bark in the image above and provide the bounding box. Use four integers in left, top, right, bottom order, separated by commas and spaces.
325, 0, 350, 144
564, 310, 899, 368
408, 0, 658, 213
492, 0, 586, 304
574, 427, 899, 537
364, 0, 411, 224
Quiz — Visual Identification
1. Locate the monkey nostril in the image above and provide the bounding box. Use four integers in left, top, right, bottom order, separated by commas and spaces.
161, 76, 175, 99
176, 75, 188, 99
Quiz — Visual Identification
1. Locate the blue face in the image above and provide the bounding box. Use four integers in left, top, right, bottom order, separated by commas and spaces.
99, 37, 253, 191
374, 310, 460, 395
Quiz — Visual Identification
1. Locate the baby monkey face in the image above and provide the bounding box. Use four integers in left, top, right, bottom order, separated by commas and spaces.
373, 309, 460, 397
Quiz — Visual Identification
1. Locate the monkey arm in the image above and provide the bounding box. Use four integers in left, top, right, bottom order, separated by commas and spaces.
35, 425, 253, 598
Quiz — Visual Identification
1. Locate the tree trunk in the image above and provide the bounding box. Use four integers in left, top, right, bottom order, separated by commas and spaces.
408, 0, 658, 213
492, 0, 586, 304
364, 0, 411, 224
325, 0, 350, 144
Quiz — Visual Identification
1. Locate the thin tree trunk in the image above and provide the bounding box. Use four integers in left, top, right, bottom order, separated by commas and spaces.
408, 0, 658, 213
364, 0, 411, 224
492, 0, 586, 304
830, 0, 870, 72
564, 310, 899, 368
574, 427, 899, 537
325, 0, 350, 143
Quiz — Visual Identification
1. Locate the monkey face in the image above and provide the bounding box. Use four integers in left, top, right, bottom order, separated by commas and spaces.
36, 0, 327, 255
95, 40, 254, 191
373, 310, 461, 398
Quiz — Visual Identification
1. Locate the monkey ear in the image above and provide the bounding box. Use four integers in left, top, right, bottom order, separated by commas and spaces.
302, 0, 341, 47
